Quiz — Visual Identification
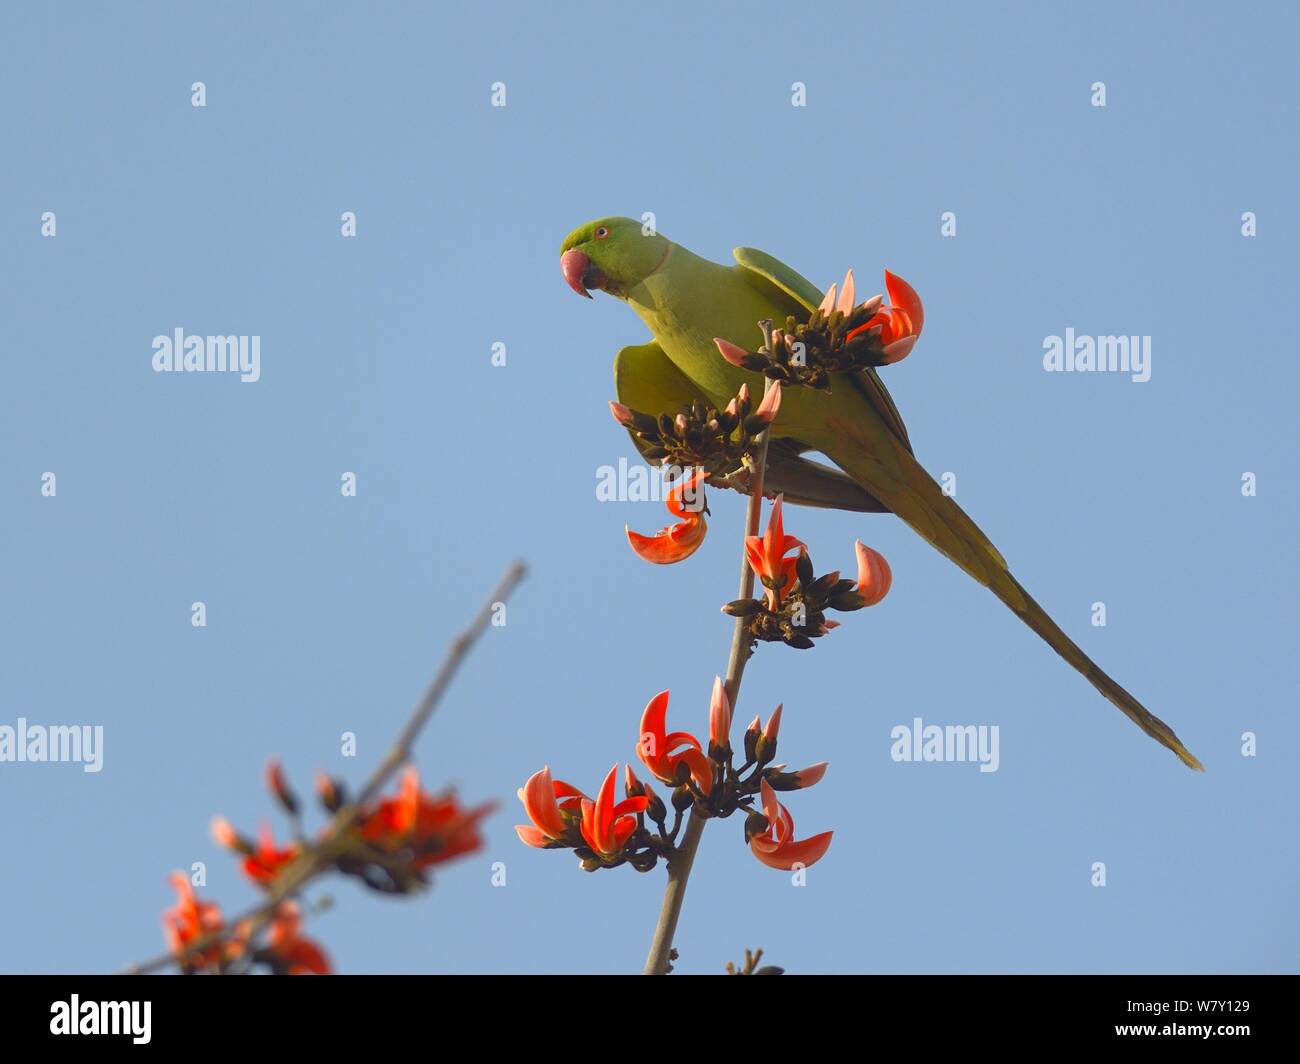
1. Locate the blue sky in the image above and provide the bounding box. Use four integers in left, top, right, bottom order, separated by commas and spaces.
2, 1, 1296, 973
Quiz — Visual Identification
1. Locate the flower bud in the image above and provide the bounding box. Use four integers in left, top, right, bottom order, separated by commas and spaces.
211, 816, 253, 855
266, 759, 299, 816
795, 549, 814, 588
315, 772, 344, 813
793, 762, 828, 788
754, 705, 783, 765
752, 382, 782, 425
714, 337, 751, 367
646, 793, 668, 823
708, 676, 732, 751
744, 810, 771, 842
623, 764, 647, 799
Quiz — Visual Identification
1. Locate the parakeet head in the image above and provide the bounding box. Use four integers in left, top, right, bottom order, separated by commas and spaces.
560, 217, 672, 299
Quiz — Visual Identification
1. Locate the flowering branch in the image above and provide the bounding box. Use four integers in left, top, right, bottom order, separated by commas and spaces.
642, 328, 779, 975
125, 560, 527, 975
520, 302, 896, 973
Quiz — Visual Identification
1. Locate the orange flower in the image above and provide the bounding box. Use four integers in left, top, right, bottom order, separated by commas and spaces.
854, 540, 892, 606
579, 765, 650, 859
745, 494, 805, 608
262, 902, 332, 976
626, 467, 708, 564
637, 689, 713, 793
240, 824, 300, 887
823, 267, 923, 365
162, 873, 226, 970
359, 767, 494, 870
748, 779, 833, 871
515, 766, 588, 848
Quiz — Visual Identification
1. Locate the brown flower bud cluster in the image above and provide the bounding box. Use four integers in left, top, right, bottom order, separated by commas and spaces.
610, 381, 780, 479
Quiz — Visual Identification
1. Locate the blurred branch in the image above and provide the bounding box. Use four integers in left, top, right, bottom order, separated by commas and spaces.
124, 560, 527, 975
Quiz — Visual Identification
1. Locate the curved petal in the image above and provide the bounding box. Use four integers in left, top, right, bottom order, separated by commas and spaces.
515, 824, 553, 848
664, 730, 703, 755
612, 795, 650, 819
880, 336, 917, 364
884, 269, 923, 336
638, 690, 671, 775
578, 798, 599, 853
612, 816, 638, 853
592, 766, 619, 854
626, 516, 707, 564
751, 830, 834, 870
520, 766, 567, 839
854, 541, 893, 606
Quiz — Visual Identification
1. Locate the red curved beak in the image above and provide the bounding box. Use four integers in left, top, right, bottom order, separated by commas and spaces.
561, 248, 594, 298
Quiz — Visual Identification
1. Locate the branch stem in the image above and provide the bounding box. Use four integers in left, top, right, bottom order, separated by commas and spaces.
643, 345, 777, 975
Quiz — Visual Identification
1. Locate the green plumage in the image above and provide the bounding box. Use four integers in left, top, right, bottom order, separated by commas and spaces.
564, 216, 1201, 770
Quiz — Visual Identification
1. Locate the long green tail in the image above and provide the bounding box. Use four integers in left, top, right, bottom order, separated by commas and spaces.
823, 426, 1204, 771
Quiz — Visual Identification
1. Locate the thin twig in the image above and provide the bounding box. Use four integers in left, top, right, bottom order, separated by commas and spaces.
643, 333, 777, 975
124, 560, 527, 975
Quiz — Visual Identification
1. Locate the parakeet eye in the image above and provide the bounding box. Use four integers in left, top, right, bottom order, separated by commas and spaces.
594, 226, 610, 240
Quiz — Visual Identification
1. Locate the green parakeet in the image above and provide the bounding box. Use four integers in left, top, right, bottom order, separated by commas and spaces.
561, 215, 1202, 771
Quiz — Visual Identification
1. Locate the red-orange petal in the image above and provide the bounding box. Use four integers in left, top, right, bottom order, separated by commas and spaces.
883, 269, 923, 336
519, 766, 567, 839
612, 795, 650, 819
626, 515, 707, 564
515, 824, 552, 848
854, 541, 893, 606
751, 830, 834, 870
